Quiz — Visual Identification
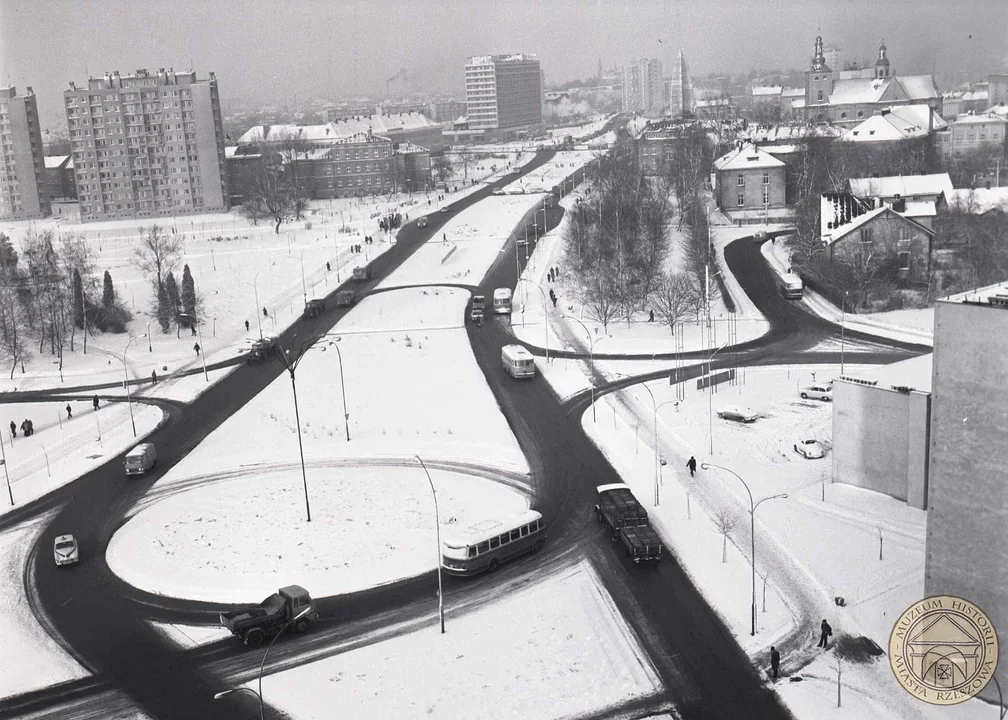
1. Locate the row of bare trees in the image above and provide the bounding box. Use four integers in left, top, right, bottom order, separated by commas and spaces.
238, 130, 312, 234
133, 225, 201, 333
0, 231, 131, 380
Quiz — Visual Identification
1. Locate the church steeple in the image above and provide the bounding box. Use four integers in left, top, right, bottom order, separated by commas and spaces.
875, 40, 890, 78
811, 34, 830, 72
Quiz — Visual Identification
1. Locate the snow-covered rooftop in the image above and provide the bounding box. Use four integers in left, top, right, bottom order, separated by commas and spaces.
43, 155, 70, 169
237, 113, 441, 147
940, 279, 1008, 307
751, 85, 782, 97
848, 173, 953, 200
949, 112, 1008, 125
841, 105, 947, 142
713, 143, 785, 171
829, 77, 889, 105
844, 353, 933, 394
898, 75, 940, 101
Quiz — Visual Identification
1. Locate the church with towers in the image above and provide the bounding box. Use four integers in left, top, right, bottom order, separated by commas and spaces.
804, 34, 940, 127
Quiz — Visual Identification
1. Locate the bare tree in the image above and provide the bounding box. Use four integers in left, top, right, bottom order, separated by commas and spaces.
133, 224, 183, 297
579, 267, 621, 334
249, 149, 293, 235
276, 130, 310, 219
651, 272, 695, 334
713, 505, 739, 563
0, 285, 28, 379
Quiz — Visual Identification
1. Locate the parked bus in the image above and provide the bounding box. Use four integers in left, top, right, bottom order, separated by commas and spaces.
502, 344, 536, 379
779, 273, 804, 300
441, 509, 545, 576
493, 288, 512, 314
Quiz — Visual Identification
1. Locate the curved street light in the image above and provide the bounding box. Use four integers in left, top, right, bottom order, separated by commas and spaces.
707, 341, 731, 455
213, 604, 313, 720
415, 455, 445, 634
517, 278, 550, 362
122, 333, 146, 437
241, 260, 275, 340
563, 315, 610, 423
701, 462, 787, 636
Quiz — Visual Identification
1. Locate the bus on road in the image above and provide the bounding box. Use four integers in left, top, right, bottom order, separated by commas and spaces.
493, 288, 512, 314
502, 344, 536, 378
441, 509, 545, 576
779, 273, 804, 300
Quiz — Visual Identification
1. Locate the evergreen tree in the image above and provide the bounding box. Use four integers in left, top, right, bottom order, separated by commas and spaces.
157, 282, 171, 332
102, 270, 115, 308
164, 271, 181, 321
181, 264, 196, 320
72, 269, 85, 329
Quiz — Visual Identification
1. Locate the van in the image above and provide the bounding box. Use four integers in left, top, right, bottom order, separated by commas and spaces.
493, 288, 512, 315
501, 345, 536, 379
124, 443, 157, 476
780, 273, 804, 300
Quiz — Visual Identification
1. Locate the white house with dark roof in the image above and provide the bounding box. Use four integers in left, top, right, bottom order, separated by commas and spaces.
845, 172, 951, 230
712, 142, 786, 214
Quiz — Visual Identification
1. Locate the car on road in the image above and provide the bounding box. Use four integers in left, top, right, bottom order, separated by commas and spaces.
352, 265, 370, 281
794, 439, 826, 459
440, 206, 449, 213
417, 217, 428, 228
717, 405, 758, 423
799, 384, 833, 402
492, 188, 506, 196
754, 230, 768, 241
54, 534, 79, 566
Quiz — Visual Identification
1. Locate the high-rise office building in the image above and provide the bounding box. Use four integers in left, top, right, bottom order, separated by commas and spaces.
622, 59, 665, 118
465, 54, 544, 140
0, 86, 50, 220
667, 49, 695, 117
64, 68, 229, 222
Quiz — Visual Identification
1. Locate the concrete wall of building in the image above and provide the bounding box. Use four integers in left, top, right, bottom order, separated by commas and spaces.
925, 299, 1008, 703
191, 82, 228, 211
0, 91, 50, 219
832, 380, 929, 507
716, 166, 786, 210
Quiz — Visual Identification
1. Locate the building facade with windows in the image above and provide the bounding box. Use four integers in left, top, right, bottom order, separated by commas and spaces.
712, 142, 786, 212
465, 54, 544, 140
44, 154, 77, 200
825, 204, 934, 284
936, 111, 1008, 158
622, 58, 665, 118
63, 69, 229, 222
0, 86, 50, 220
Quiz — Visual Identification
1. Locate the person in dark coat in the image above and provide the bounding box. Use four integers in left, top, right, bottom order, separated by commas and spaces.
263, 307, 269, 318
151, 369, 158, 385
686, 456, 697, 477
9, 420, 16, 439
818, 619, 833, 648
193, 342, 201, 356
191, 324, 197, 337
66, 403, 72, 419
326, 262, 331, 272
245, 319, 250, 332
93, 395, 100, 411
20, 419, 28, 436
649, 310, 655, 322
770, 646, 780, 678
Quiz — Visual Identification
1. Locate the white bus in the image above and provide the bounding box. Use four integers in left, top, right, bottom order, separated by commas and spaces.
779, 273, 804, 300
502, 344, 536, 379
493, 288, 512, 314
441, 509, 545, 576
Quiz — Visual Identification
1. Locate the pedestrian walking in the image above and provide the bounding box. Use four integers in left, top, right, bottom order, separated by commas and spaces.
245, 319, 250, 332
649, 309, 655, 323
263, 307, 269, 318
20, 419, 27, 437
151, 369, 158, 385
190, 324, 197, 336
686, 456, 697, 477
93, 395, 100, 411
818, 619, 833, 648
9, 420, 15, 439
193, 342, 201, 357
66, 403, 72, 419
770, 646, 780, 679
326, 262, 331, 272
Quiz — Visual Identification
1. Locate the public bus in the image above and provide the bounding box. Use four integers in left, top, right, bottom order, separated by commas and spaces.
779, 273, 804, 300
440, 509, 545, 576
493, 288, 512, 314
501, 344, 536, 379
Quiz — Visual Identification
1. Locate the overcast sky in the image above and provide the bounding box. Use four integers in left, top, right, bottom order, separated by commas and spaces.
2, 0, 1007, 131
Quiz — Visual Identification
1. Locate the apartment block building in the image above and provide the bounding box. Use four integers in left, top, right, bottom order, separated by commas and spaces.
937, 111, 1008, 158
0, 86, 50, 220
465, 54, 544, 140
64, 68, 229, 222
622, 58, 665, 118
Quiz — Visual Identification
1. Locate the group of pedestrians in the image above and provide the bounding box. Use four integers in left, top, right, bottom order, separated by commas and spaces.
768, 619, 833, 681
350, 243, 366, 254
378, 213, 402, 232
8, 395, 103, 440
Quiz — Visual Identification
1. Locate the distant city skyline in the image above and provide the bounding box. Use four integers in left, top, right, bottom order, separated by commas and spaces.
2, 0, 1007, 131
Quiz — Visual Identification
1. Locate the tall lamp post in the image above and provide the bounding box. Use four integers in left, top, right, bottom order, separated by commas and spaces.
242, 260, 275, 340
564, 315, 609, 423
1, 431, 12, 506
122, 333, 146, 437
707, 341, 730, 455
415, 455, 445, 634
213, 605, 313, 720
518, 278, 550, 362
299, 248, 308, 305
701, 462, 787, 636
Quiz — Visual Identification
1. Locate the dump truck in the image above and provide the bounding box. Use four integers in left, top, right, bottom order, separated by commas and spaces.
246, 334, 277, 364
595, 483, 649, 539
220, 585, 319, 647
302, 299, 326, 319
335, 290, 356, 308
619, 525, 664, 564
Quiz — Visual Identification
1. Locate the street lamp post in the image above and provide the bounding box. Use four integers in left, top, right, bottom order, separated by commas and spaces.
415, 455, 445, 634
122, 334, 146, 437
1, 431, 12, 506
701, 462, 787, 636
518, 278, 550, 362
299, 248, 308, 305
242, 261, 275, 340
564, 316, 608, 423
707, 341, 730, 455
213, 605, 313, 720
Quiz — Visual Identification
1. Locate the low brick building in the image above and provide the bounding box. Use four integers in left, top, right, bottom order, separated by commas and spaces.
712, 142, 786, 213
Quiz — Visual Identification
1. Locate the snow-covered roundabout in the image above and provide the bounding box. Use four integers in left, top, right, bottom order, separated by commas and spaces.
106, 462, 531, 603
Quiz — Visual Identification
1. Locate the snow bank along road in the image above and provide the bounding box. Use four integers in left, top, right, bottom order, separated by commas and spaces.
4, 154, 927, 719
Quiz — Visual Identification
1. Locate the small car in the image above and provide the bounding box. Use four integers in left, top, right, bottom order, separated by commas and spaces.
417, 217, 429, 228
800, 384, 833, 402
54, 534, 79, 566
754, 230, 768, 241
440, 206, 449, 213
717, 405, 758, 423
492, 188, 506, 196
794, 439, 826, 459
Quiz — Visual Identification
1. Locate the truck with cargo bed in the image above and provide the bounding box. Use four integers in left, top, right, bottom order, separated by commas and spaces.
595, 483, 649, 539
220, 585, 318, 647
619, 525, 664, 564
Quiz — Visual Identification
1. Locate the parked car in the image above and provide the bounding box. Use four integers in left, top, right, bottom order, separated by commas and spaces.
717, 405, 758, 423
492, 188, 506, 196
799, 384, 833, 402
417, 217, 429, 228
53, 534, 79, 566
794, 439, 826, 459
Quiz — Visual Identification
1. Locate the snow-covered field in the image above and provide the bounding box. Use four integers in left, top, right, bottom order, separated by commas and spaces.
254, 561, 664, 720
0, 515, 89, 699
